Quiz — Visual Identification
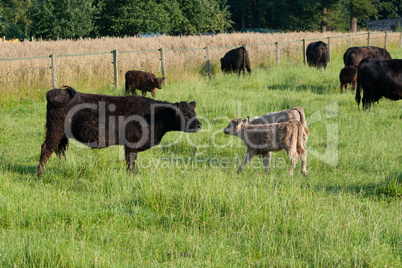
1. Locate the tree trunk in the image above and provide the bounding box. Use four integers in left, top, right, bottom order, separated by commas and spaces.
241, 10, 246, 29
350, 4, 357, 32
321, 7, 327, 33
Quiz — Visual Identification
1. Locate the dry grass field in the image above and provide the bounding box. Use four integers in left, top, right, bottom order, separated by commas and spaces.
1, 31, 401, 105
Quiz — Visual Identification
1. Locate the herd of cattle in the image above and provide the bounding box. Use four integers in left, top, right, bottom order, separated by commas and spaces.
306, 42, 401, 108
36, 44, 401, 176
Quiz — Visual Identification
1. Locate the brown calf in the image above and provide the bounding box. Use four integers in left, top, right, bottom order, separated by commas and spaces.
339, 66, 357, 93
125, 70, 165, 98
223, 118, 308, 176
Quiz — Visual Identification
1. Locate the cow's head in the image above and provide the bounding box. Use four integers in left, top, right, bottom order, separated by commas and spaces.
175, 101, 202, 133
153, 77, 165, 89
223, 118, 248, 135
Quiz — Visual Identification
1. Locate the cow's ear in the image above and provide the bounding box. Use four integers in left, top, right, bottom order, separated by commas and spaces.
161, 77, 166, 82
189, 101, 197, 109
236, 118, 242, 124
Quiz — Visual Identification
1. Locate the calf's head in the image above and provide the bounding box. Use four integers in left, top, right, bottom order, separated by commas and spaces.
153, 77, 166, 89
175, 101, 202, 133
223, 118, 247, 135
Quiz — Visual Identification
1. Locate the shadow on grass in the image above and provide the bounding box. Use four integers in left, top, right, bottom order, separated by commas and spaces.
268, 84, 332, 94
315, 172, 402, 199
2, 162, 38, 177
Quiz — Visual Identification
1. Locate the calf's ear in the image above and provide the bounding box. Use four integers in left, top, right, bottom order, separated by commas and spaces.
189, 101, 197, 109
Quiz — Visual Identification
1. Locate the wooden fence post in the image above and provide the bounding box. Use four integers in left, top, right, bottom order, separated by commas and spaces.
2, 36, 5, 42
275, 42, 280, 66
349, 34, 352, 47
159, 48, 167, 85
384, 31, 388, 50
303, 39, 307, 65
400, 32, 402, 48
327, 36, 331, 62
112, 50, 118, 88
367, 32, 371, 46
50, 54, 57, 88
204, 46, 211, 78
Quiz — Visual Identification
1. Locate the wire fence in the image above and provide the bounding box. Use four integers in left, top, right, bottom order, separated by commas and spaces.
1, 31, 401, 101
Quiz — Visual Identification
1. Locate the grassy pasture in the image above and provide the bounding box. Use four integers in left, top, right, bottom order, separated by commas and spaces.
0, 41, 401, 266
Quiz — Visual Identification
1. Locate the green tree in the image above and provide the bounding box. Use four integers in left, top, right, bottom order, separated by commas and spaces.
29, 0, 95, 39
94, 0, 231, 37
0, 0, 32, 38
350, 0, 377, 32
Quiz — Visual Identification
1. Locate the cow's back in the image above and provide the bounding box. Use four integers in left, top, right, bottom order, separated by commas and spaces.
344, 46, 391, 66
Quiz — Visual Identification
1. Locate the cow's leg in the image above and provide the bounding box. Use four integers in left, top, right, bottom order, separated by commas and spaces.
151, 89, 156, 98
142, 91, 147, 97
237, 149, 255, 174
262, 152, 272, 174
55, 135, 68, 160
125, 145, 138, 173
340, 83, 343, 93
300, 148, 308, 176
37, 133, 65, 176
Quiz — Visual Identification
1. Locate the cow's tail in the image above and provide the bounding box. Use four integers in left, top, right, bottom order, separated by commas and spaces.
294, 106, 309, 136
296, 121, 304, 156
241, 46, 246, 76
46, 86, 77, 108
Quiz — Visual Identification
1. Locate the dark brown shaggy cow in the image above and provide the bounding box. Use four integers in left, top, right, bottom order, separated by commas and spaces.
37, 86, 202, 176
306, 41, 329, 69
220, 47, 251, 75
355, 59, 402, 109
125, 70, 165, 98
339, 66, 358, 93
343, 46, 391, 67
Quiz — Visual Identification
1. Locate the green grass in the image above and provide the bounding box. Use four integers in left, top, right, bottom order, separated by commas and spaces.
0, 49, 401, 267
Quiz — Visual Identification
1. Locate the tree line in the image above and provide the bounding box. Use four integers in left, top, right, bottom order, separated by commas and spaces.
0, 0, 400, 40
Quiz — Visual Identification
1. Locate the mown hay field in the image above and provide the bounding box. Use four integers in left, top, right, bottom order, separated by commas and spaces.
0, 32, 401, 266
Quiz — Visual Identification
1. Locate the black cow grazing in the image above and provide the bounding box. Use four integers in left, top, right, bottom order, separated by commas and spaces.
306, 41, 329, 69
355, 59, 402, 109
125, 70, 165, 98
220, 46, 251, 75
343, 46, 391, 67
37, 86, 202, 176
339, 65, 358, 93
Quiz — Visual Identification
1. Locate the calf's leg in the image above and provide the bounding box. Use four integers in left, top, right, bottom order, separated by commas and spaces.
262, 152, 271, 174
285, 148, 299, 176
300, 148, 308, 176
237, 149, 255, 174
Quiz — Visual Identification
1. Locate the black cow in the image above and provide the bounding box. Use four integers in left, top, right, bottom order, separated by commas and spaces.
343, 46, 391, 67
306, 41, 329, 69
355, 59, 402, 109
220, 46, 251, 75
37, 86, 202, 175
